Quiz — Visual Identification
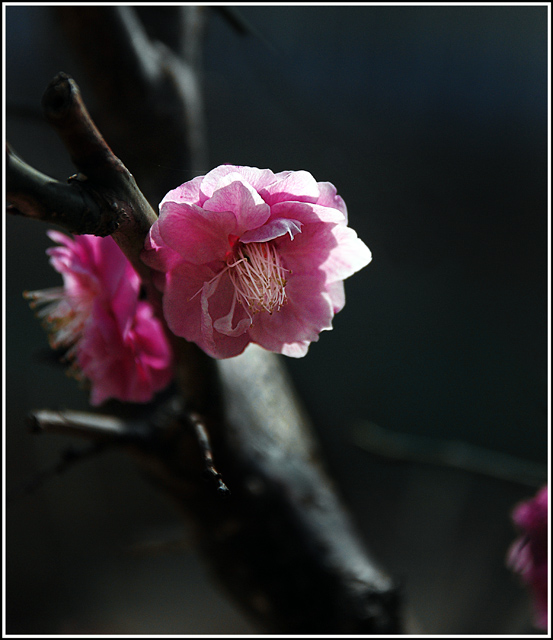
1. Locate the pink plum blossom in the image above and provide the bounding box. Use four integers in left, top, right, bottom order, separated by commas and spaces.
142, 165, 372, 359
507, 485, 548, 630
25, 231, 173, 405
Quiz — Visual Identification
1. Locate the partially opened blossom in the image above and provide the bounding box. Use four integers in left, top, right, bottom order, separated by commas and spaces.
25, 231, 173, 405
507, 485, 548, 630
142, 165, 372, 359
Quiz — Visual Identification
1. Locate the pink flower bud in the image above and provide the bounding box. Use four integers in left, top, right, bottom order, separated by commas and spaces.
142, 165, 372, 359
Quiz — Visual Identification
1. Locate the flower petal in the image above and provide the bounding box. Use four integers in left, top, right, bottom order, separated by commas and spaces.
162, 261, 219, 345
316, 181, 348, 223
199, 273, 251, 358
326, 280, 346, 313
260, 170, 320, 206
203, 178, 271, 233
200, 165, 277, 198
141, 221, 183, 275
240, 218, 303, 243
275, 220, 338, 277
160, 175, 205, 208
270, 200, 347, 225
248, 271, 334, 356
158, 200, 237, 264
320, 224, 372, 282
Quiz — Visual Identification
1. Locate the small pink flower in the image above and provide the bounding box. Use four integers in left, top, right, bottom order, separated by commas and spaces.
142, 165, 372, 359
26, 231, 173, 405
507, 486, 548, 630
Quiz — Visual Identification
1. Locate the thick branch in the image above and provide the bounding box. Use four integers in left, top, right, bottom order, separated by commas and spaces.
6, 144, 116, 236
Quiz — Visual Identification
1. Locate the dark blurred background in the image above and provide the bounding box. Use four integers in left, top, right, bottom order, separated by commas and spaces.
5, 5, 549, 635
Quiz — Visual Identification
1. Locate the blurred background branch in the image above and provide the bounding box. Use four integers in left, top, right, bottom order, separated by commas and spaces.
353, 421, 548, 488
55, 5, 208, 205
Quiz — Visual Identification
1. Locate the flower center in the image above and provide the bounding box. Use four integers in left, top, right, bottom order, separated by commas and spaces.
228, 242, 288, 315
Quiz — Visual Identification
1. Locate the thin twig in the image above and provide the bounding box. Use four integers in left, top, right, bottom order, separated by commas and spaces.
352, 421, 548, 487
27, 408, 145, 442
189, 413, 230, 497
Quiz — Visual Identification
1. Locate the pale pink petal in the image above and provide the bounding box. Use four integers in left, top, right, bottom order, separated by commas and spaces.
203, 178, 270, 233
199, 271, 251, 358
316, 182, 348, 223
160, 175, 204, 208
260, 170, 320, 206
162, 261, 219, 345
319, 224, 372, 283
141, 229, 174, 293
270, 200, 347, 225
141, 222, 183, 275
326, 280, 346, 313
280, 340, 311, 358
249, 272, 334, 354
213, 300, 252, 337
275, 220, 338, 277
281, 220, 370, 284
163, 260, 250, 358
158, 201, 237, 264
240, 218, 303, 243
200, 165, 277, 198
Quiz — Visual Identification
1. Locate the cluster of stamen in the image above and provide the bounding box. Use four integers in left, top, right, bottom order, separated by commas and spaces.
24, 287, 90, 367
228, 242, 288, 316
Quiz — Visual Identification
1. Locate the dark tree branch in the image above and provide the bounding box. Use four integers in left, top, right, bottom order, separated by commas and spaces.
7, 71, 158, 276
41, 72, 157, 277
6, 143, 115, 236
55, 6, 207, 205
27, 408, 143, 442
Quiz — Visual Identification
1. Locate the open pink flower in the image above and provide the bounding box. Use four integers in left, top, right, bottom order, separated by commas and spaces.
26, 231, 173, 405
142, 165, 372, 359
507, 486, 548, 630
